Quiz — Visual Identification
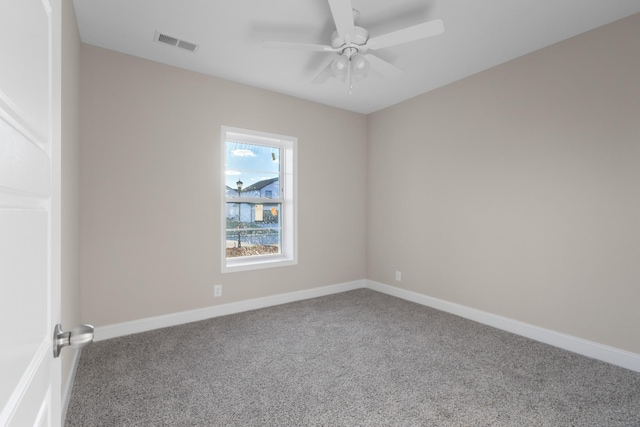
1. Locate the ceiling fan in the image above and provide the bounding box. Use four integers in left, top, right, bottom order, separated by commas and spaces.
262, 0, 444, 92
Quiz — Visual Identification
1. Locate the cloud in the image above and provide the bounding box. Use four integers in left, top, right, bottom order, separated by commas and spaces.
231, 149, 256, 157
226, 170, 242, 176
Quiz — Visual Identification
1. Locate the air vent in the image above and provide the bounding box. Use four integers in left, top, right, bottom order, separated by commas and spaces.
154, 31, 198, 53
177, 40, 198, 52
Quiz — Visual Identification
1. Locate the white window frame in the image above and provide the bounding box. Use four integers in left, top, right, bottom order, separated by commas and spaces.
221, 126, 297, 273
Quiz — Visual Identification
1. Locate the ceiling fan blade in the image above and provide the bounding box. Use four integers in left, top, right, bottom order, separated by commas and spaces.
312, 62, 333, 84
262, 41, 339, 52
327, 0, 356, 41
367, 19, 444, 51
364, 54, 403, 79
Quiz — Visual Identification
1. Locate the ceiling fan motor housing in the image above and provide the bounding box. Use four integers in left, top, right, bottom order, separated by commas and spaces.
331, 26, 369, 55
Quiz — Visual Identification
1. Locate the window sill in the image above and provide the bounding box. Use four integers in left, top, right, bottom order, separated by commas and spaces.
222, 254, 297, 273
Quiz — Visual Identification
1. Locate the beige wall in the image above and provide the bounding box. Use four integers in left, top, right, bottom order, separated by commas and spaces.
61, 0, 81, 395
79, 13, 639, 354
367, 14, 640, 354
79, 45, 367, 326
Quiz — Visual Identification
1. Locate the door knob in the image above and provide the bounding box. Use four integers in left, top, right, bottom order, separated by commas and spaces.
53, 323, 94, 358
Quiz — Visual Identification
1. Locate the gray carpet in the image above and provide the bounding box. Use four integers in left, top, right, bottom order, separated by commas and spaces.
66, 289, 640, 426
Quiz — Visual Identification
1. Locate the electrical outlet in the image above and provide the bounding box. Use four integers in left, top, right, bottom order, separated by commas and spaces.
395, 271, 402, 282
214, 284, 222, 297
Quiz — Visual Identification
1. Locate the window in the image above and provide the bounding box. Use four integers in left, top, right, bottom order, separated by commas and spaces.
221, 126, 297, 272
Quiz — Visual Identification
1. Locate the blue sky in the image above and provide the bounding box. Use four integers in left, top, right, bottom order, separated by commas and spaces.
225, 142, 280, 189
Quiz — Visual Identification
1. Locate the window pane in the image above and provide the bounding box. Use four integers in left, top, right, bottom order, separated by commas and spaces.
226, 142, 280, 198
225, 202, 281, 258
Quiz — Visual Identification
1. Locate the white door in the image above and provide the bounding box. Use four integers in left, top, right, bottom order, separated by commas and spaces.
0, 0, 62, 425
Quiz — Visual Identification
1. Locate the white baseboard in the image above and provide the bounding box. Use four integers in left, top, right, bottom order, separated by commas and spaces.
365, 280, 640, 373
94, 279, 366, 342
92, 278, 639, 373
61, 348, 82, 424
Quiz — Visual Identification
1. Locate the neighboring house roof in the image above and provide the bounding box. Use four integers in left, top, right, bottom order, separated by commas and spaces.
242, 178, 278, 193
226, 177, 278, 193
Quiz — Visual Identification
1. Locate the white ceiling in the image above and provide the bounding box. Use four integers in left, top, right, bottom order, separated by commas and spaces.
72, 0, 640, 115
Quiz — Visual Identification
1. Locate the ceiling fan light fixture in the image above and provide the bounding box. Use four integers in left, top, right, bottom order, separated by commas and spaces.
351, 54, 369, 71
332, 56, 349, 73
353, 59, 368, 81
351, 53, 369, 81
330, 60, 348, 82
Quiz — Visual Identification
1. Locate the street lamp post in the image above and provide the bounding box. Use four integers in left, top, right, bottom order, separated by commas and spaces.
236, 180, 243, 248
